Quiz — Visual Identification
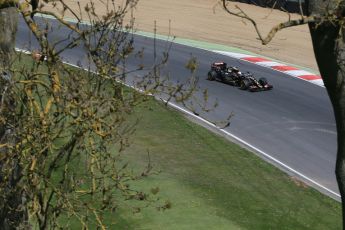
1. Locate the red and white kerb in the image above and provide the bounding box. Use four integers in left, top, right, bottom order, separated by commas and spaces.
214, 51, 324, 87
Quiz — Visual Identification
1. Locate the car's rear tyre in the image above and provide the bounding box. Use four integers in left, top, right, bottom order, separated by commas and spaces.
207, 71, 217, 81
240, 78, 251, 90
259, 77, 268, 86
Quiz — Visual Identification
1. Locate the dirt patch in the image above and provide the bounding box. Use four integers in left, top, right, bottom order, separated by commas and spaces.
42, 0, 318, 72
291, 176, 309, 189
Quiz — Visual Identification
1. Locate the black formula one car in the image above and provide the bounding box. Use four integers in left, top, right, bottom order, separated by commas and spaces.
207, 62, 273, 92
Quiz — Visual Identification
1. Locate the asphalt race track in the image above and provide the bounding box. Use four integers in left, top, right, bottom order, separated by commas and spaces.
15, 16, 338, 199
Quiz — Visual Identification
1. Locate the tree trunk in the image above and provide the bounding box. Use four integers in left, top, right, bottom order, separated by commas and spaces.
0, 6, 17, 68
0, 6, 24, 230
308, 0, 345, 227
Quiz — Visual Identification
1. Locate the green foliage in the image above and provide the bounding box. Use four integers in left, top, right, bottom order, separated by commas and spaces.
0, 52, 153, 229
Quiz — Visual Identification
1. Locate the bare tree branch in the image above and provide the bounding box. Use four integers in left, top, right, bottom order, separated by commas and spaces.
221, 0, 315, 44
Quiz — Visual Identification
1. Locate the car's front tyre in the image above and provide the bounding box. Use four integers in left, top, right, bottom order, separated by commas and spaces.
258, 77, 268, 86
207, 71, 217, 81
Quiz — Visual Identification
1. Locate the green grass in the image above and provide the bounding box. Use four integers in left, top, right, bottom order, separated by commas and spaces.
111, 100, 341, 229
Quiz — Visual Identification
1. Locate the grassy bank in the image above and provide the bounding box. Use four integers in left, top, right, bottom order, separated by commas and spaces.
109, 99, 341, 229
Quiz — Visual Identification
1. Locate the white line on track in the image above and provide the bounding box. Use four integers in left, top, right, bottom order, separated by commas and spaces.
167, 102, 340, 199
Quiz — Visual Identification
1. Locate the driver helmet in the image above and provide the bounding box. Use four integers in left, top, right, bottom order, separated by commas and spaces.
233, 67, 242, 75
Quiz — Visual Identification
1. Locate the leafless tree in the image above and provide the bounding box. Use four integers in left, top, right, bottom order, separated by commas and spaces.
0, 0, 204, 229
